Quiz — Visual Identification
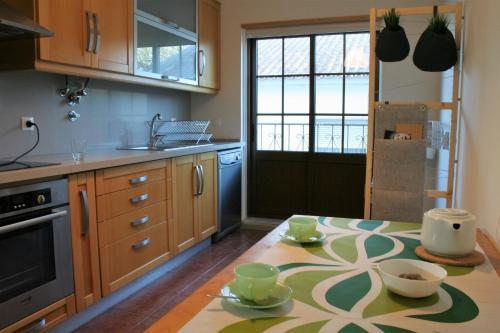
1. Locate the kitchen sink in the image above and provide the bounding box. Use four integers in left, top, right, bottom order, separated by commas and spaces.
117, 143, 213, 151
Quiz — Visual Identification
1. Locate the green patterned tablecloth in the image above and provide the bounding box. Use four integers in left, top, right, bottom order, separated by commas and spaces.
180, 217, 500, 333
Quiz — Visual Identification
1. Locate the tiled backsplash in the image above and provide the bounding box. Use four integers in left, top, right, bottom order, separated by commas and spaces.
0, 71, 190, 159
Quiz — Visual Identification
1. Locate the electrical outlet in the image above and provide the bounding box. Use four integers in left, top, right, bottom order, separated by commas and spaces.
21, 117, 34, 131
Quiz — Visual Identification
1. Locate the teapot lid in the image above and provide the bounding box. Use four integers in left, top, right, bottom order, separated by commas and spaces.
425, 208, 475, 220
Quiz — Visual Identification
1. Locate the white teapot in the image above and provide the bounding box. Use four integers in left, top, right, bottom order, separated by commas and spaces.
421, 208, 476, 257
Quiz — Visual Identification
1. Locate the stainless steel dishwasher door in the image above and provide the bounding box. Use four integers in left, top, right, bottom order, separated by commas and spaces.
213, 149, 242, 242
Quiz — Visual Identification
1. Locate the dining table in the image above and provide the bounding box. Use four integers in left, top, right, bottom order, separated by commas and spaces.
146, 216, 500, 333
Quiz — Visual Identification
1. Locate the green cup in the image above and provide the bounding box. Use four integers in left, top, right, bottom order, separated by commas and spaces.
288, 217, 318, 240
234, 263, 279, 301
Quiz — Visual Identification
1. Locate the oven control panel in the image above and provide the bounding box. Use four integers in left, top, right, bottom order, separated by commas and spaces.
0, 189, 52, 214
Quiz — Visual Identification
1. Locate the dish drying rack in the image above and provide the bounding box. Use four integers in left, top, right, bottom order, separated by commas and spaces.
146, 120, 213, 144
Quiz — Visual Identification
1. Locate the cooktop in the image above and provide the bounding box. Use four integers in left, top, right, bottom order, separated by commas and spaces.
0, 161, 60, 172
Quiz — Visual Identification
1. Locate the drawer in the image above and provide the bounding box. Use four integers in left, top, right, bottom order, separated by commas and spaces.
100, 222, 169, 294
98, 201, 167, 247
97, 180, 166, 221
96, 160, 166, 195
0, 295, 76, 333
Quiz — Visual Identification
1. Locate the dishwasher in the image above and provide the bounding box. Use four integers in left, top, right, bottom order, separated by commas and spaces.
212, 148, 242, 242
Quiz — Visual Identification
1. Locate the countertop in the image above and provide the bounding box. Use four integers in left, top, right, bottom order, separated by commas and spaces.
0, 141, 242, 185
145, 223, 500, 333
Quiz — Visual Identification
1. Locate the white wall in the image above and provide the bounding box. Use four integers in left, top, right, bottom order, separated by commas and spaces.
191, 0, 443, 139
457, 0, 500, 245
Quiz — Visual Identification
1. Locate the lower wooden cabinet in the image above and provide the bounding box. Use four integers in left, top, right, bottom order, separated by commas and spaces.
172, 152, 217, 254
0, 295, 76, 333
95, 161, 172, 296
68, 172, 101, 312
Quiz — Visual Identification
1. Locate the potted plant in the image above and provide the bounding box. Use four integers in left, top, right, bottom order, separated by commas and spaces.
375, 8, 410, 62
413, 13, 458, 71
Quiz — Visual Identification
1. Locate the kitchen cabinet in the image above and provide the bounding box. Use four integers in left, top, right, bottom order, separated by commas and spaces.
95, 160, 172, 295
172, 152, 217, 254
198, 0, 221, 89
0, 295, 76, 333
68, 172, 101, 312
38, 0, 133, 74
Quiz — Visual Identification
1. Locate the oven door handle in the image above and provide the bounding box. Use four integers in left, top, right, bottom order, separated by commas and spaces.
0, 209, 68, 235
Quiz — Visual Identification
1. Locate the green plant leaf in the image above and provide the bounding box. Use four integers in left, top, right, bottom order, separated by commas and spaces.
357, 220, 384, 231
409, 283, 479, 323
284, 270, 350, 313
218, 317, 296, 333
339, 323, 369, 333
285, 320, 330, 333
365, 234, 395, 259
331, 234, 359, 263
325, 272, 371, 311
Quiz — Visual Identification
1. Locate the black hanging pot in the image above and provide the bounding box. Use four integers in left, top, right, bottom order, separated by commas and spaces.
413, 28, 458, 72
375, 27, 410, 62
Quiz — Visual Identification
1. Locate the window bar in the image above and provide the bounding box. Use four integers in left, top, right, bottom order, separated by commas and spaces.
281, 37, 285, 152
341, 33, 346, 154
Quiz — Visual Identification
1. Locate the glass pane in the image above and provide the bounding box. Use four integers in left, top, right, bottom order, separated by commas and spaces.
344, 116, 368, 154
136, 20, 197, 82
315, 34, 343, 73
284, 116, 309, 152
284, 76, 309, 114
284, 37, 310, 75
257, 77, 282, 114
257, 39, 282, 76
345, 74, 369, 114
315, 116, 342, 153
345, 33, 370, 73
315, 75, 343, 114
257, 115, 282, 151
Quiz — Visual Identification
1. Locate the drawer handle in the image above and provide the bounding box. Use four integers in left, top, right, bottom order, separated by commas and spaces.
131, 193, 149, 204
132, 237, 151, 250
131, 215, 150, 228
19, 318, 46, 333
130, 175, 148, 185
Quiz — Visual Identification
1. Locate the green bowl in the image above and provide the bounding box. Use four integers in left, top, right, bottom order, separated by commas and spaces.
234, 263, 279, 302
288, 217, 318, 241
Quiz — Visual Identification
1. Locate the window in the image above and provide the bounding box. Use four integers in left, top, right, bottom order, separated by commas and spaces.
254, 32, 370, 154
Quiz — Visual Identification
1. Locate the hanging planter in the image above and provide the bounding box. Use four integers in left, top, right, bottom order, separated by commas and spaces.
413, 12, 458, 72
375, 8, 410, 62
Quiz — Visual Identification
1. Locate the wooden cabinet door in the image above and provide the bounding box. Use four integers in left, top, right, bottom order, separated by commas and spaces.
196, 152, 218, 240
37, 0, 92, 67
90, 0, 133, 73
172, 155, 198, 254
198, 0, 220, 89
68, 172, 101, 312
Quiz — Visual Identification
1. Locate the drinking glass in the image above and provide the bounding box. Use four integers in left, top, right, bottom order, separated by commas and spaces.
71, 139, 87, 162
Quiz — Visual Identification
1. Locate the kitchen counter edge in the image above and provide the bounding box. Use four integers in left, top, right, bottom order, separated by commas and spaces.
0, 141, 243, 186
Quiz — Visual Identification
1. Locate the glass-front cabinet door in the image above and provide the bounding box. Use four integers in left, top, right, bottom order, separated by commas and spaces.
134, 1, 198, 85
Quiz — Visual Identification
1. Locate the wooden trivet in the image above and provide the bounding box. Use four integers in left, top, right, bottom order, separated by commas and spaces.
415, 246, 485, 267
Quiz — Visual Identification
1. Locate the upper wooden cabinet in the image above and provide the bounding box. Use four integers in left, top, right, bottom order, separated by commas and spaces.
38, 0, 133, 74
172, 152, 217, 254
198, 0, 221, 89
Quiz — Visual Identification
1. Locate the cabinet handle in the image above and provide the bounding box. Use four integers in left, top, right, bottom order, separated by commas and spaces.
19, 318, 46, 333
131, 215, 150, 228
199, 164, 205, 195
199, 50, 206, 77
130, 175, 148, 185
132, 237, 151, 250
86, 11, 95, 52
131, 193, 149, 204
93, 13, 101, 53
194, 165, 201, 196
80, 190, 89, 237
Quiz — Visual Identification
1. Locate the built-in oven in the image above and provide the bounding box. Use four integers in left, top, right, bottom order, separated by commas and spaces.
0, 179, 74, 330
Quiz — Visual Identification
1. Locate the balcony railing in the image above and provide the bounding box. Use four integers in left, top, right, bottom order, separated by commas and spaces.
257, 122, 368, 153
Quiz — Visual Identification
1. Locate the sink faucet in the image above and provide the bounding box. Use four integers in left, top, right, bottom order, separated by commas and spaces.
149, 113, 163, 148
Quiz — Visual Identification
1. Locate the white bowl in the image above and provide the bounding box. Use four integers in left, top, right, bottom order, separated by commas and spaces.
378, 259, 447, 298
